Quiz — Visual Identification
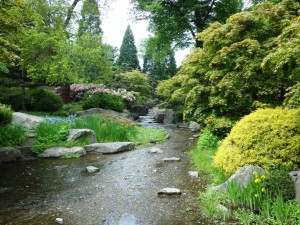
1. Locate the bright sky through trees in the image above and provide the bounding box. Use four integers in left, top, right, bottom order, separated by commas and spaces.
100, 0, 190, 66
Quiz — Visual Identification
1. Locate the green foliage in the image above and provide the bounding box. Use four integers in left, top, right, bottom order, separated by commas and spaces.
33, 119, 71, 153
158, 0, 300, 135
213, 108, 300, 174
77, 0, 102, 37
199, 188, 230, 220
0, 125, 26, 147
55, 103, 83, 117
265, 168, 295, 201
71, 115, 137, 142
0, 87, 26, 111
0, 103, 13, 126
142, 36, 177, 90
82, 92, 125, 112
132, 126, 167, 146
131, 0, 242, 48
114, 70, 151, 104
283, 83, 300, 109
115, 25, 140, 72
190, 131, 227, 185
27, 88, 63, 112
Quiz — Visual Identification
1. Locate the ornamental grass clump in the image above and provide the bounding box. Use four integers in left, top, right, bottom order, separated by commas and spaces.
0, 103, 13, 126
213, 108, 300, 174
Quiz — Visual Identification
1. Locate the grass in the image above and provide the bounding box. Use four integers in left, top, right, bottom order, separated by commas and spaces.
0, 125, 26, 147
131, 126, 167, 146
190, 130, 228, 185
32, 114, 168, 153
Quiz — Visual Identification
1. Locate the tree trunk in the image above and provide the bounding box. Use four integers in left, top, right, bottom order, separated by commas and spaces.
60, 84, 70, 104
21, 69, 27, 111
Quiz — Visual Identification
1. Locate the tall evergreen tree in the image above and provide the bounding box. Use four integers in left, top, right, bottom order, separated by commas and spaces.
78, 0, 102, 37
142, 36, 177, 90
116, 25, 140, 72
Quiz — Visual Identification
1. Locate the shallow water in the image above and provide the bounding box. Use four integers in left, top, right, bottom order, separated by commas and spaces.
0, 119, 214, 225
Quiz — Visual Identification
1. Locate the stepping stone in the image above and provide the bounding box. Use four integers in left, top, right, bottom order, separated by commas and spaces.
158, 188, 181, 196
86, 166, 100, 173
84, 142, 134, 154
38, 147, 86, 158
149, 147, 164, 154
188, 171, 199, 178
162, 157, 180, 162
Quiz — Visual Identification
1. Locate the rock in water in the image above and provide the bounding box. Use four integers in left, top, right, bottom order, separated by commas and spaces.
84, 142, 134, 154
86, 166, 100, 173
188, 121, 200, 132
55, 218, 63, 224
188, 171, 199, 178
162, 157, 180, 162
149, 147, 164, 154
0, 147, 21, 163
38, 147, 86, 158
158, 188, 181, 196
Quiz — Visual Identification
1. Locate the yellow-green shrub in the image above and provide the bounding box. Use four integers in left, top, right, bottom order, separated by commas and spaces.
213, 108, 300, 174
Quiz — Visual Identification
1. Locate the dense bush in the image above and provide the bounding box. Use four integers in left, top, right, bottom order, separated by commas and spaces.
0, 104, 13, 126
265, 168, 295, 201
82, 92, 125, 112
27, 88, 63, 112
0, 125, 26, 147
114, 70, 151, 104
0, 87, 24, 111
213, 108, 300, 174
156, 0, 300, 135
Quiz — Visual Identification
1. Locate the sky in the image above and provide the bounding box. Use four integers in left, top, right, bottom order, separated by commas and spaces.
100, 0, 190, 66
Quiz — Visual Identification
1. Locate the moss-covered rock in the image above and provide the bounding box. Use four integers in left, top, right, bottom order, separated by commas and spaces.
213, 108, 300, 174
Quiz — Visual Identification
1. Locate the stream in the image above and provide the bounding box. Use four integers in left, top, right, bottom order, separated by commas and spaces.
0, 117, 214, 225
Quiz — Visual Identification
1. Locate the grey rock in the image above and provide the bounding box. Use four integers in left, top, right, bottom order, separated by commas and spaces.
38, 147, 86, 158
55, 218, 63, 224
76, 108, 133, 120
0, 147, 21, 163
216, 204, 229, 213
162, 157, 180, 162
149, 147, 164, 154
12, 112, 43, 128
158, 188, 181, 196
289, 170, 300, 202
212, 166, 266, 192
67, 129, 97, 143
148, 108, 174, 124
86, 166, 100, 173
188, 121, 200, 132
84, 142, 134, 154
188, 171, 199, 178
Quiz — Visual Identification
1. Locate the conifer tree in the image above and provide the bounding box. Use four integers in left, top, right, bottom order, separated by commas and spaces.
78, 0, 102, 37
116, 25, 140, 72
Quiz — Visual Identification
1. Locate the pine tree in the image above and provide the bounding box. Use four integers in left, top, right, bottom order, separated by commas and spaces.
116, 25, 140, 72
78, 0, 102, 37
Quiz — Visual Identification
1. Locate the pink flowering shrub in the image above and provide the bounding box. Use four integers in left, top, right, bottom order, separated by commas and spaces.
70, 84, 135, 104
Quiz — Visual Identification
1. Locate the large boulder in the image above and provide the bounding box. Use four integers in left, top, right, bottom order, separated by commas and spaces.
0, 147, 21, 163
148, 108, 174, 124
76, 108, 133, 121
212, 166, 266, 192
84, 142, 134, 154
12, 112, 43, 128
67, 129, 97, 143
290, 170, 300, 202
188, 121, 200, 132
38, 147, 86, 158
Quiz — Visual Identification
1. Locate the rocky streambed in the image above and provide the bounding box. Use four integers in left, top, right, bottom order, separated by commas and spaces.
0, 123, 215, 225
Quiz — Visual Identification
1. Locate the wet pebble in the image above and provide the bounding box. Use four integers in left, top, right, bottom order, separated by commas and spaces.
162, 157, 180, 162
55, 218, 63, 224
